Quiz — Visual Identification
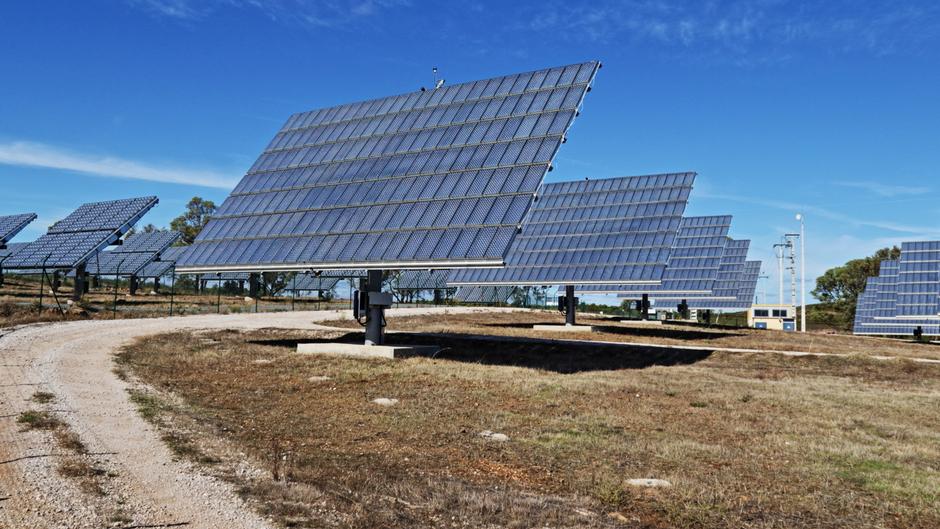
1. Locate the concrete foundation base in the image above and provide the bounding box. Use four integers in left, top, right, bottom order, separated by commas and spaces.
532, 324, 597, 333
617, 319, 663, 326
296, 343, 439, 359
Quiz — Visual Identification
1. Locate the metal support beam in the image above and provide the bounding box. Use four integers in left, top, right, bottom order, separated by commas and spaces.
641, 294, 649, 320
565, 285, 576, 326
364, 269, 386, 346
129, 275, 139, 296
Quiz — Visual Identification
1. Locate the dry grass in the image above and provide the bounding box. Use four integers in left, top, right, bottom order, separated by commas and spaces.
117, 323, 940, 529
322, 311, 940, 362
18, 400, 110, 497
0, 276, 346, 329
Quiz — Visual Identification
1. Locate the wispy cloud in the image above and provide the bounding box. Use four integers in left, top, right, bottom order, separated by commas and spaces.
128, 0, 412, 27
518, 1, 940, 63
697, 190, 940, 237
0, 141, 237, 189
834, 180, 931, 197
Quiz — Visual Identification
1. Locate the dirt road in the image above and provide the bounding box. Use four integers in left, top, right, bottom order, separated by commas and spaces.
0, 307, 507, 529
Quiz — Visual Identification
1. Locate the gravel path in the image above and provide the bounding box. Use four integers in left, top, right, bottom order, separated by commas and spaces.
0, 307, 508, 528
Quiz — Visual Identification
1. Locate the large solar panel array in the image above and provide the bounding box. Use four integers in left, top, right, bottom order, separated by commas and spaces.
449, 173, 696, 286
855, 244, 940, 336
85, 231, 181, 276
576, 215, 731, 295
176, 61, 601, 273
454, 285, 516, 304
137, 246, 186, 278
3, 197, 158, 270
394, 270, 450, 290
0, 213, 37, 246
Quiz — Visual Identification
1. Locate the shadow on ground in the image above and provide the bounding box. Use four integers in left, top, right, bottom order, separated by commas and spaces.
482, 321, 740, 341
250, 331, 714, 374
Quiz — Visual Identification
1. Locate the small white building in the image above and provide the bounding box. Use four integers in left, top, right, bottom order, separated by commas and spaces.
749, 304, 797, 331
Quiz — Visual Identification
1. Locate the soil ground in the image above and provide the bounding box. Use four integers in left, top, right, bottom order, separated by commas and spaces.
113, 311, 940, 529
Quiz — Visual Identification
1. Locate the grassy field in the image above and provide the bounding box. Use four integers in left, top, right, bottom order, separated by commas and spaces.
116, 312, 940, 529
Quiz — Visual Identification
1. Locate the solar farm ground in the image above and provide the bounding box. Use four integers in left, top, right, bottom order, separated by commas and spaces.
0, 276, 345, 328
3, 306, 938, 528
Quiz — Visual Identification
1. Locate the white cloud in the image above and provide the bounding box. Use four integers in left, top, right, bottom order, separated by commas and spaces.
834, 180, 931, 197
0, 141, 238, 189
128, 0, 412, 27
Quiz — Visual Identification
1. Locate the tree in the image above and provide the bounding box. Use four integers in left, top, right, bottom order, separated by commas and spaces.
811, 246, 901, 328
126, 223, 161, 236
170, 197, 217, 245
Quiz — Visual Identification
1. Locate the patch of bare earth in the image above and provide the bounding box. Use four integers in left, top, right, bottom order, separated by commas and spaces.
118, 325, 940, 529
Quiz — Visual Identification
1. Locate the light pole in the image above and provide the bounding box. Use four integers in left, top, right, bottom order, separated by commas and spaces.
796, 213, 806, 332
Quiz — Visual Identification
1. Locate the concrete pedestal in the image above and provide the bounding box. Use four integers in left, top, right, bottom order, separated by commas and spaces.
532, 324, 597, 333
296, 343, 439, 359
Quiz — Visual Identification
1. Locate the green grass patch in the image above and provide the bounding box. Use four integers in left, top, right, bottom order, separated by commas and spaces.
17, 410, 63, 430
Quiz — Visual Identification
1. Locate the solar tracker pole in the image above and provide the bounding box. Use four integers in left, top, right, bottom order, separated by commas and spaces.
113, 258, 126, 319
72, 263, 86, 302
169, 269, 176, 316
364, 269, 386, 346
217, 280, 222, 314
291, 274, 296, 311
564, 285, 576, 326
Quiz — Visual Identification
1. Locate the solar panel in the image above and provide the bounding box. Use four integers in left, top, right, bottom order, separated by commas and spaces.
0, 241, 29, 261
853, 277, 879, 334
175, 62, 601, 273
454, 285, 516, 304
85, 231, 181, 276
137, 246, 186, 278
0, 213, 37, 246
448, 172, 696, 286
643, 238, 752, 310
735, 260, 761, 306
894, 241, 940, 319
289, 274, 342, 292
576, 215, 731, 294
3, 197, 158, 270
394, 270, 450, 290
200, 272, 252, 282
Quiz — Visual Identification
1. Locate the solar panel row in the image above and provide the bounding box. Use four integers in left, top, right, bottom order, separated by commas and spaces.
84, 231, 181, 276
4, 197, 158, 270
448, 173, 696, 286
0, 213, 37, 245
854, 243, 940, 336
579, 215, 732, 294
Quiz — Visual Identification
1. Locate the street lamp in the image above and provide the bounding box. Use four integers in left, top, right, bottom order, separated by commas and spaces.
796, 213, 806, 332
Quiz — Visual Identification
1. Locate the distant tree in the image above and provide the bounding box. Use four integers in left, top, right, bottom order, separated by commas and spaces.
126, 223, 162, 236
170, 197, 217, 245
811, 246, 901, 328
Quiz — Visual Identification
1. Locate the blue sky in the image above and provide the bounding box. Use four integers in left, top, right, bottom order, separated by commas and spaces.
2, 0, 939, 304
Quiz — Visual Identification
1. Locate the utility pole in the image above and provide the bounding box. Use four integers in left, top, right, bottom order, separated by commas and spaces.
773, 241, 789, 305
785, 234, 800, 309
796, 213, 806, 332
